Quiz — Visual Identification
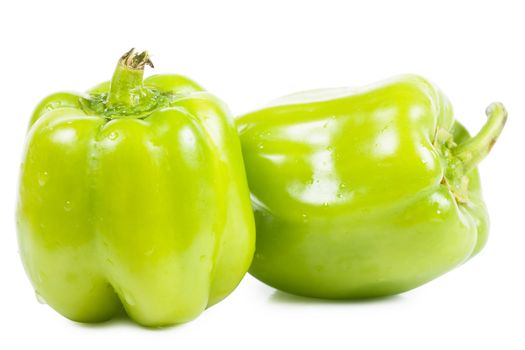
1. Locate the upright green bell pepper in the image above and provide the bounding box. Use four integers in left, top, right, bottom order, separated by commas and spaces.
17, 49, 255, 326
237, 75, 506, 299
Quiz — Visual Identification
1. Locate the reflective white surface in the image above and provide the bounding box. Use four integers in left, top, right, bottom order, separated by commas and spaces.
1, 0, 523, 349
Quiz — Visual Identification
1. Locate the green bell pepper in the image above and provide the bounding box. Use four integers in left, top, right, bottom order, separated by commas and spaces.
237, 75, 506, 299
17, 49, 255, 326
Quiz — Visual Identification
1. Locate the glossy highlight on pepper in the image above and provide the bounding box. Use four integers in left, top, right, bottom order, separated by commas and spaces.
17, 49, 255, 326
237, 75, 506, 299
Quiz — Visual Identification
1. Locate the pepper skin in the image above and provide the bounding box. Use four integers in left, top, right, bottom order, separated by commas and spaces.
17, 49, 255, 326
237, 75, 506, 299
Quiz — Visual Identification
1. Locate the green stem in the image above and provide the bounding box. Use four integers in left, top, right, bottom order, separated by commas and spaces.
453, 102, 507, 173
107, 48, 154, 107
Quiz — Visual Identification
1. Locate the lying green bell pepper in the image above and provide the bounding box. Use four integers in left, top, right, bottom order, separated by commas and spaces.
237, 75, 506, 299
17, 49, 255, 326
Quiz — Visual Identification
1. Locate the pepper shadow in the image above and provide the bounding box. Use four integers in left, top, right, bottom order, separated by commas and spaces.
269, 290, 405, 305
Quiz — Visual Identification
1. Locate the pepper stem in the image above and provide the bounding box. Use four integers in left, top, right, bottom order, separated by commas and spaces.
107, 48, 154, 107
453, 102, 507, 173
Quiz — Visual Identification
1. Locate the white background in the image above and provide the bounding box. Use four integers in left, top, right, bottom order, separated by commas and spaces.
1, 1, 523, 349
